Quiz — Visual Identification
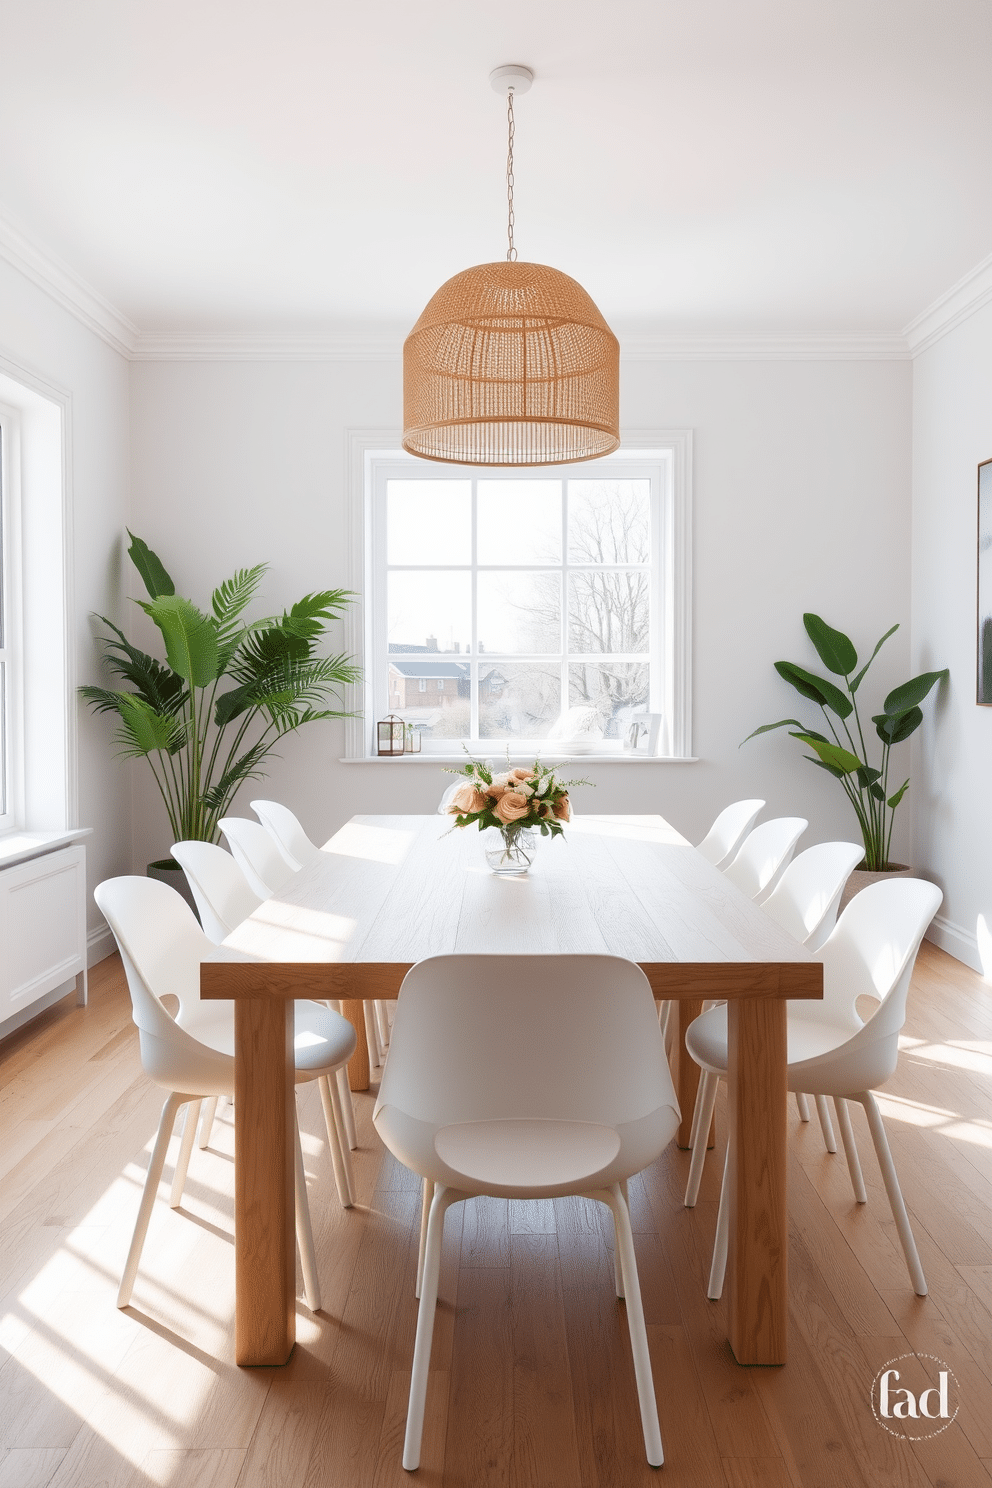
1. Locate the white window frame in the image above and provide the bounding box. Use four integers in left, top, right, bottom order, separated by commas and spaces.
345, 430, 692, 761
0, 403, 23, 830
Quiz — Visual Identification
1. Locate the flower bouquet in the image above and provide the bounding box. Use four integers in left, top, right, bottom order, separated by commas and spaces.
444, 757, 588, 874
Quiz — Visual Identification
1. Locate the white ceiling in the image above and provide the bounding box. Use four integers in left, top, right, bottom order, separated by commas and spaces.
1, 0, 991, 340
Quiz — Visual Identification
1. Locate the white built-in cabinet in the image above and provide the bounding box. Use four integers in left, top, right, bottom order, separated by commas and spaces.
0, 838, 88, 1029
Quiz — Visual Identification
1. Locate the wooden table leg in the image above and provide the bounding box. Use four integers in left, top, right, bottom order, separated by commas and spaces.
726, 996, 788, 1366
234, 997, 296, 1366
342, 1000, 370, 1090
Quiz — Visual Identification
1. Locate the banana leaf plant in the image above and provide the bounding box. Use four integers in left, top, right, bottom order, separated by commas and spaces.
81, 532, 360, 845
743, 613, 947, 871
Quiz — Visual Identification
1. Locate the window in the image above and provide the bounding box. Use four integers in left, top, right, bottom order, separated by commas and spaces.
355, 440, 691, 759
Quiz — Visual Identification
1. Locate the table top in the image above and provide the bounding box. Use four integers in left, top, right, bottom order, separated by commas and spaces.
206, 813, 821, 1003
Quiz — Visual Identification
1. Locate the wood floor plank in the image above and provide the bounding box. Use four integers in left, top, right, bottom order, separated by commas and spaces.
141, 1448, 247, 1487
509, 1233, 583, 1488
0, 1449, 67, 1488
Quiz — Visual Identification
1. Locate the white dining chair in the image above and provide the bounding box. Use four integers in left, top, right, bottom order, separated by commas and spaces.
684, 877, 942, 1299
695, 799, 765, 868
374, 953, 681, 1470
251, 799, 321, 870
218, 815, 296, 898
171, 838, 358, 1157
722, 816, 807, 904
95, 876, 359, 1312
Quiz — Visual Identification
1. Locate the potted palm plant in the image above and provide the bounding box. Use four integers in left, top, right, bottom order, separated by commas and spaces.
744, 613, 946, 888
82, 533, 360, 898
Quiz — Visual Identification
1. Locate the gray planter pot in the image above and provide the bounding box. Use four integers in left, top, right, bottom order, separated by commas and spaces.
838, 862, 913, 914
147, 858, 201, 922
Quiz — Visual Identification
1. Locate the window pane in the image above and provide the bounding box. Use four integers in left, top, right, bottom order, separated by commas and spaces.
388, 570, 471, 652
478, 571, 561, 654
478, 481, 562, 564
387, 480, 471, 565
568, 480, 650, 564
568, 571, 650, 654
569, 662, 650, 739
478, 662, 561, 740
386, 656, 470, 741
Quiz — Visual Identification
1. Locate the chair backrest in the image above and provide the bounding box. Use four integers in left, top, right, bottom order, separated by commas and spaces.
94, 876, 235, 1092
251, 799, 320, 870
723, 817, 807, 901
791, 877, 943, 1088
219, 816, 296, 898
171, 840, 263, 943
762, 841, 864, 948
437, 780, 462, 815
696, 799, 764, 867
374, 955, 679, 1131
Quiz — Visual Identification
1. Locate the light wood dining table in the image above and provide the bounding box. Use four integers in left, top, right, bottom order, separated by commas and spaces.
201, 812, 821, 1372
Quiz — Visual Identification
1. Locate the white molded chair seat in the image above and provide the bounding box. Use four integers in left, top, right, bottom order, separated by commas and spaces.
218, 816, 296, 898
95, 876, 359, 1314
374, 953, 680, 1471
722, 815, 807, 903
251, 799, 321, 870
684, 878, 942, 1300
695, 799, 764, 867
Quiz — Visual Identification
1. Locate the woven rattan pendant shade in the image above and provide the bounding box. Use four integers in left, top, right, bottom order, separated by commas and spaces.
402, 260, 620, 467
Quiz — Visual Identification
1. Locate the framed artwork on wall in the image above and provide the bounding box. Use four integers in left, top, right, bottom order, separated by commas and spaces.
979, 458, 992, 704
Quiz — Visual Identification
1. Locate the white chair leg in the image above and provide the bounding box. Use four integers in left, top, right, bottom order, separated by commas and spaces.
858, 1092, 927, 1296
118, 1091, 185, 1307
708, 1143, 731, 1300
336, 1066, 358, 1150
404, 1184, 457, 1471
294, 1116, 322, 1312
169, 1098, 202, 1207
363, 1001, 382, 1071
833, 1097, 867, 1203
416, 1178, 434, 1299
685, 1072, 720, 1207
814, 1094, 838, 1152
795, 1092, 811, 1122
601, 1184, 663, 1467
317, 1073, 354, 1208
198, 1095, 219, 1149
375, 999, 390, 1053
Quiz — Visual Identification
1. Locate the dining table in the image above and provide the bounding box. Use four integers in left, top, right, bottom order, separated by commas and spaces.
201, 812, 822, 1372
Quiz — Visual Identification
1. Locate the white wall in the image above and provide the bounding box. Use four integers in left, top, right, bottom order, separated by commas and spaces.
0, 257, 131, 959
128, 353, 912, 867
911, 302, 992, 970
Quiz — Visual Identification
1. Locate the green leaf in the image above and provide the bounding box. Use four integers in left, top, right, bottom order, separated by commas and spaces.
873, 706, 923, 744
113, 694, 185, 758
775, 662, 853, 719
741, 717, 809, 745
849, 624, 899, 694
869, 782, 886, 802
211, 564, 267, 630
882, 669, 949, 716
139, 595, 219, 688
127, 531, 175, 599
856, 765, 882, 789
200, 740, 273, 812
805, 755, 847, 780
791, 733, 862, 774
280, 589, 356, 644
87, 617, 187, 715
887, 779, 910, 809
803, 613, 857, 676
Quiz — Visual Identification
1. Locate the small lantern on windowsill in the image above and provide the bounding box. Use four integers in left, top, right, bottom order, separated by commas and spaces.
377, 715, 405, 756
404, 724, 421, 755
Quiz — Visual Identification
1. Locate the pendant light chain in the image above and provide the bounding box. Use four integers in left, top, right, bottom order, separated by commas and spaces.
506, 87, 517, 262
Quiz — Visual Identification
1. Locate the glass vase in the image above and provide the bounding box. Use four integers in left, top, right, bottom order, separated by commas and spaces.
484, 825, 538, 875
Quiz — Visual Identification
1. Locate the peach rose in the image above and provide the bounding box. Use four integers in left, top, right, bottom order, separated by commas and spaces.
494, 790, 530, 824
448, 781, 489, 815
487, 784, 507, 802
552, 795, 571, 821
510, 768, 535, 783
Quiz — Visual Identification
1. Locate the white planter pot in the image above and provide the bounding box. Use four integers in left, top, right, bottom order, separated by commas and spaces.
838, 862, 912, 914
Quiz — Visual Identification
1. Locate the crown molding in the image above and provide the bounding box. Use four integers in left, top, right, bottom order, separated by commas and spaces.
0, 211, 138, 357
902, 251, 992, 357
130, 329, 406, 361
617, 331, 910, 361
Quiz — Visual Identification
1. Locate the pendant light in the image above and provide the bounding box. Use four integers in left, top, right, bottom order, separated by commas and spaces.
402, 65, 620, 468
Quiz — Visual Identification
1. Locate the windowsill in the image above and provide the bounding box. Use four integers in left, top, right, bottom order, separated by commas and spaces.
340, 755, 699, 765
0, 827, 92, 870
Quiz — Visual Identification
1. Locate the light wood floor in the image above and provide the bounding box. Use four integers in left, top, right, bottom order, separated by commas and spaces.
1, 942, 991, 1488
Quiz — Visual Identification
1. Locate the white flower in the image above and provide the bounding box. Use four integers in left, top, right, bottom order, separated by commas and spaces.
491, 771, 511, 789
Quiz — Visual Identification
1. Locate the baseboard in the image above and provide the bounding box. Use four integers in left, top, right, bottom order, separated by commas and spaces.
926, 912, 983, 974
87, 921, 116, 967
